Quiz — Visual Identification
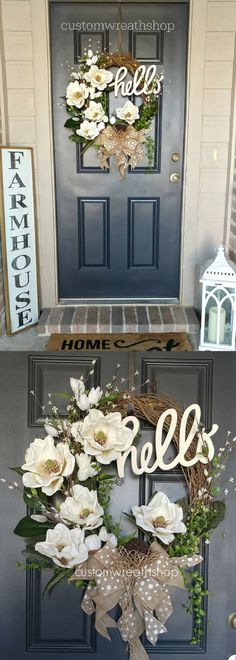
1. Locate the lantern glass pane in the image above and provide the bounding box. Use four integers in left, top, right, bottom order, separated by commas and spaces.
204, 286, 235, 346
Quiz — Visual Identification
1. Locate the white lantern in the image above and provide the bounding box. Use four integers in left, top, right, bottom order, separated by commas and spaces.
199, 245, 236, 351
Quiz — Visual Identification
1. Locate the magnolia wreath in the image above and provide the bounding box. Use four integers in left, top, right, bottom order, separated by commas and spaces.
4, 369, 234, 659
64, 49, 163, 177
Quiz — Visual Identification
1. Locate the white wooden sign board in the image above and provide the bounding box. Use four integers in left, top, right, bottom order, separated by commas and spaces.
0, 147, 39, 334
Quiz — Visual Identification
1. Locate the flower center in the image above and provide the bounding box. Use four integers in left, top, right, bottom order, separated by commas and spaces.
95, 74, 102, 82
94, 431, 107, 446
152, 516, 167, 529
80, 508, 91, 519
74, 91, 83, 100
43, 459, 60, 474
58, 557, 69, 566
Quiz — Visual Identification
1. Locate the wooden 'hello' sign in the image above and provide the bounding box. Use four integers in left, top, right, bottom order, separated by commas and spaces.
111, 65, 164, 97
0, 147, 39, 334
116, 404, 218, 477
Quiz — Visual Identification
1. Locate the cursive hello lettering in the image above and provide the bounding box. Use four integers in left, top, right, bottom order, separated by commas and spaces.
116, 404, 218, 477
112, 65, 164, 97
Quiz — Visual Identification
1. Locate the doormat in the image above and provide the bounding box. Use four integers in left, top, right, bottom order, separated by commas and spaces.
46, 333, 193, 352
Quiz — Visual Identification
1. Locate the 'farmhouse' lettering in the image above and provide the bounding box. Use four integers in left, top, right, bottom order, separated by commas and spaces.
1, 148, 38, 333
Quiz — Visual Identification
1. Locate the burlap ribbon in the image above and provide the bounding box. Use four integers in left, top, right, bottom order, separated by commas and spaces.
94, 125, 148, 178
70, 542, 202, 658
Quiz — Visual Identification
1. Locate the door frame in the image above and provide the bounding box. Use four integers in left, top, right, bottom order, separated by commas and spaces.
31, 0, 208, 307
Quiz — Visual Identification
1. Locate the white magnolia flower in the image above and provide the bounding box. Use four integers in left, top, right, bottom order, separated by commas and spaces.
84, 64, 113, 91
77, 409, 136, 464
77, 394, 91, 411
60, 484, 104, 529
71, 71, 80, 80
70, 421, 83, 440
76, 453, 98, 481
98, 526, 118, 546
86, 49, 98, 66
44, 419, 68, 438
85, 534, 101, 552
70, 386, 103, 414
132, 491, 186, 545
88, 387, 103, 406
84, 100, 108, 123
116, 100, 139, 125
66, 81, 89, 109
89, 87, 102, 99
70, 378, 85, 402
22, 436, 75, 496
35, 523, 88, 568
77, 119, 100, 141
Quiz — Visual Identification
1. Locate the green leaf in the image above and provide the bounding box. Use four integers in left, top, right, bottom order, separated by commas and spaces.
52, 391, 72, 399
99, 393, 120, 406
211, 486, 221, 497
64, 117, 80, 129
23, 491, 46, 512
68, 134, 84, 144
21, 548, 51, 564
42, 570, 69, 598
23, 487, 48, 512
14, 516, 53, 538
9, 466, 24, 476
65, 105, 78, 116
75, 579, 84, 588
124, 512, 137, 525
25, 534, 49, 546
98, 473, 114, 481
207, 500, 225, 531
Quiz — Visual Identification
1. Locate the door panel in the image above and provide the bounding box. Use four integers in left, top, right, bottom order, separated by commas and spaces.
50, 2, 188, 301
1, 352, 236, 659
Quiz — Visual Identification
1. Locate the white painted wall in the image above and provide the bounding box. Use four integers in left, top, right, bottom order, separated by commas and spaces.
194, 1, 236, 308
0, 0, 7, 334
0, 0, 236, 310
229, 142, 236, 259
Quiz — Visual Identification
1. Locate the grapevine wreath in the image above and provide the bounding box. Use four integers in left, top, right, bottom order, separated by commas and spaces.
4, 368, 233, 658
64, 49, 163, 177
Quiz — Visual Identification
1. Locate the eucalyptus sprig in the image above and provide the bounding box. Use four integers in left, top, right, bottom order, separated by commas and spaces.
183, 570, 208, 645
146, 136, 155, 171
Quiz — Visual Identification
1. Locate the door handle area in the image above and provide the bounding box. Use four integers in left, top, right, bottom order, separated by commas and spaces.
229, 613, 236, 629
170, 173, 181, 183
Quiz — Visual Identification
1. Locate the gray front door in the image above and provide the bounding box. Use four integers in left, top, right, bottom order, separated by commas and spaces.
50, 2, 188, 302
1, 352, 236, 659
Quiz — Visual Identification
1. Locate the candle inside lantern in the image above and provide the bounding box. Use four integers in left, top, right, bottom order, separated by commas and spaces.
208, 306, 226, 343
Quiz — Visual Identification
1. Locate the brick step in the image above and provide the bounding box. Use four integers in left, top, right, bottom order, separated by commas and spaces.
38, 305, 199, 336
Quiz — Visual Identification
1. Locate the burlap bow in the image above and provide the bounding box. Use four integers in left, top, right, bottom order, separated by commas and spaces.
94, 125, 148, 178
70, 541, 202, 659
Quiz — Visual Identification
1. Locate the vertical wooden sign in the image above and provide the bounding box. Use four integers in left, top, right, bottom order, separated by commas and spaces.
0, 147, 39, 334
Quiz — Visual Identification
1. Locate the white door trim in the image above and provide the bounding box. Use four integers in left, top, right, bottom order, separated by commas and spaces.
180, 0, 208, 305
31, 0, 208, 307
